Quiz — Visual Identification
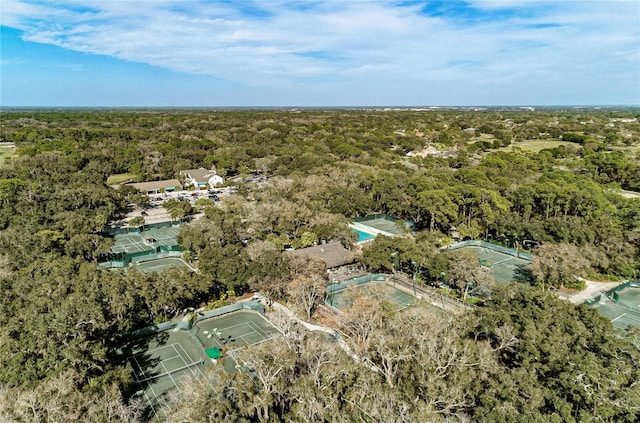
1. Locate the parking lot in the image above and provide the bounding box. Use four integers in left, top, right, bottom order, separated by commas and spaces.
149, 186, 236, 205
110, 186, 241, 228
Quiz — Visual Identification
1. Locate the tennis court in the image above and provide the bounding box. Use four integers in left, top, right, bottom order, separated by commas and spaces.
354, 214, 409, 236
190, 310, 280, 372
613, 286, 640, 311
327, 281, 415, 312
457, 245, 532, 284
133, 257, 195, 274
591, 296, 640, 330
111, 226, 181, 255
125, 330, 212, 419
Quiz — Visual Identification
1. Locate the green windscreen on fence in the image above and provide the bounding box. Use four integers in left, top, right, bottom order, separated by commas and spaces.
446, 240, 532, 260
328, 273, 387, 293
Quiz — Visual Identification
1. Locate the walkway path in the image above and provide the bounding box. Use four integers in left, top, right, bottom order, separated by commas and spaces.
263, 296, 379, 371
558, 279, 623, 304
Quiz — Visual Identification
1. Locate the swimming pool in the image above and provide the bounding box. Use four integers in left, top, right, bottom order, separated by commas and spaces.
353, 228, 376, 242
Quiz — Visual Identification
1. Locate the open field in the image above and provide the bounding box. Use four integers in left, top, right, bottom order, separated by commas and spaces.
107, 173, 141, 185
468, 133, 496, 143
608, 145, 640, 153
502, 139, 582, 153
0, 143, 17, 166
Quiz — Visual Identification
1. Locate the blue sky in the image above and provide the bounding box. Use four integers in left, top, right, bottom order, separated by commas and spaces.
1, 0, 638, 107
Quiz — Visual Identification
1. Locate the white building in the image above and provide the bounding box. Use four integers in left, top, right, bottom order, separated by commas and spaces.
180, 168, 224, 189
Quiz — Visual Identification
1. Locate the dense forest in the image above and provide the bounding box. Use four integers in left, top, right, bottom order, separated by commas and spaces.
0, 108, 639, 422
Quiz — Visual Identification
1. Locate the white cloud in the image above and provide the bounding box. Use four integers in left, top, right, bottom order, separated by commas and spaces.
1, 0, 638, 104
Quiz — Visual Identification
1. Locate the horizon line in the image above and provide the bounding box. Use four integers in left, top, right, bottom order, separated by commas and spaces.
2, 105, 640, 111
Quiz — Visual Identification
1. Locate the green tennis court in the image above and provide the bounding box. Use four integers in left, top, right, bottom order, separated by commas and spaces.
133, 257, 195, 274
111, 233, 153, 254
191, 310, 279, 349
613, 286, 640, 311
124, 330, 212, 419
190, 310, 280, 372
354, 216, 407, 236
111, 226, 181, 255
591, 296, 640, 330
327, 281, 415, 312
458, 245, 532, 284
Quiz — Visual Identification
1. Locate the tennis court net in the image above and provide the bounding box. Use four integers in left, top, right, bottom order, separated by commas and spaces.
134, 361, 202, 384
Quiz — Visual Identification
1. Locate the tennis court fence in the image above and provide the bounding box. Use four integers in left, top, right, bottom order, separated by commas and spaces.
99, 246, 183, 268
104, 220, 182, 237
445, 240, 533, 261
327, 273, 387, 295
127, 300, 265, 341
584, 280, 640, 307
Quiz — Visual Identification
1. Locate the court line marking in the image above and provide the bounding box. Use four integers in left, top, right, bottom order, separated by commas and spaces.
612, 313, 640, 323
493, 257, 516, 266
130, 341, 211, 417
161, 360, 181, 393
130, 354, 147, 382
144, 343, 181, 355
247, 320, 270, 338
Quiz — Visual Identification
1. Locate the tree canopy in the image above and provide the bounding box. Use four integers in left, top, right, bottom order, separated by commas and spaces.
0, 108, 638, 421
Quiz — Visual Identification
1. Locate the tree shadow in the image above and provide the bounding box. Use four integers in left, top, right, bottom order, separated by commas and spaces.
513, 264, 534, 284
114, 331, 171, 418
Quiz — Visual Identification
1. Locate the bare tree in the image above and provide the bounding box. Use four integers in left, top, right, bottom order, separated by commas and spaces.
447, 250, 493, 301
369, 330, 413, 388
337, 288, 386, 354
286, 254, 325, 279
286, 275, 326, 321
250, 277, 288, 307
0, 370, 143, 423
247, 240, 289, 306
532, 243, 590, 290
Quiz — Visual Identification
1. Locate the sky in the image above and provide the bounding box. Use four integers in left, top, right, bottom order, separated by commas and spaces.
1, 0, 639, 107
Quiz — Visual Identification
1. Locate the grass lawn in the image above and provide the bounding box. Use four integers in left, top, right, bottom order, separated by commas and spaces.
616, 189, 640, 199
107, 173, 140, 185
608, 145, 640, 154
501, 139, 583, 153
0, 143, 17, 166
467, 134, 496, 144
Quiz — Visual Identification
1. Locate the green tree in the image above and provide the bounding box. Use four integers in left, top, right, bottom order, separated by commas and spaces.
415, 189, 457, 231
469, 286, 640, 422
163, 199, 193, 221
128, 216, 145, 228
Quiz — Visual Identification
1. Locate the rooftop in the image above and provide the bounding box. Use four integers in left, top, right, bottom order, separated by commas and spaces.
285, 242, 356, 269
181, 168, 218, 183
128, 179, 182, 192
